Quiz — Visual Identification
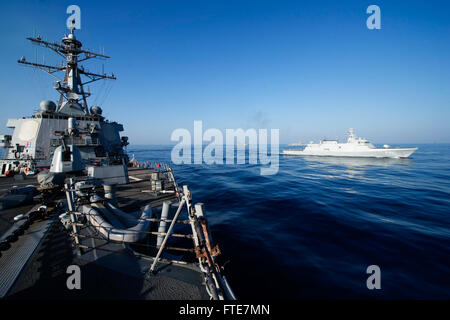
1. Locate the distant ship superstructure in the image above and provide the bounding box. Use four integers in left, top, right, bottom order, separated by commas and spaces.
283, 128, 418, 158
0, 28, 128, 175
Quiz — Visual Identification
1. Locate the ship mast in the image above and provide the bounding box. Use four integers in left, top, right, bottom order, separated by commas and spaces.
17, 27, 116, 114
347, 128, 355, 143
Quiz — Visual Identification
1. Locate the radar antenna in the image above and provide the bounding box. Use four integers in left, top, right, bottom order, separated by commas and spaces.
18, 27, 116, 114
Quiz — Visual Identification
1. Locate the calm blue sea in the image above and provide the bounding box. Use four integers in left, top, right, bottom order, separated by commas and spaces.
128, 144, 450, 299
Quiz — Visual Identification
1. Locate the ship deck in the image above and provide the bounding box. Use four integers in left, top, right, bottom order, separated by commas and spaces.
0, 168, 210, 300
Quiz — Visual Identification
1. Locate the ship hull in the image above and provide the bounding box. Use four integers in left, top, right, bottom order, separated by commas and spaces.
283, 147, 418, 158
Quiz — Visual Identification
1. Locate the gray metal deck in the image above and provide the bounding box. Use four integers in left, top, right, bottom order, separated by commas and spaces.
1, 168, 210, 299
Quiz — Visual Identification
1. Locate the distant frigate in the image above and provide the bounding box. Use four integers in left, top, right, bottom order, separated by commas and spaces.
283, 128, 418, 158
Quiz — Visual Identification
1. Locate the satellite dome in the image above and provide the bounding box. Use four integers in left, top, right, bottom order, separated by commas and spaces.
40, 100, 56, 113
90, 106, 103, 115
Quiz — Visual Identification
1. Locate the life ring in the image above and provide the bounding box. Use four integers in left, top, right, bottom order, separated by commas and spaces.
24, 167, 29, 174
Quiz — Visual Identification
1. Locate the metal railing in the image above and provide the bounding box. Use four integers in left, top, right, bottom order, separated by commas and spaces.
62, 167, 234, 300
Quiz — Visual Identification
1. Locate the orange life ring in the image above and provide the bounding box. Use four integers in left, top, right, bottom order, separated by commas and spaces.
24, 167, 29, 174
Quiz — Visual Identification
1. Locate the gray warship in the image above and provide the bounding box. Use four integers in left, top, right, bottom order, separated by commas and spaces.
0, 24, 235, 300
0, 28, 126, 175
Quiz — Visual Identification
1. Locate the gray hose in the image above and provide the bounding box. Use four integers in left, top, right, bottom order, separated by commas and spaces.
81, 202, 152, 243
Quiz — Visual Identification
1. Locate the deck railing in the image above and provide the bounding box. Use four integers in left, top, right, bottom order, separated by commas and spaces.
62, 165, 235, 300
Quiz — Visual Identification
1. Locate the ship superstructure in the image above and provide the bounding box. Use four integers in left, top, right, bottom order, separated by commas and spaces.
0, 21, 235, 301
0, 28, 128, 176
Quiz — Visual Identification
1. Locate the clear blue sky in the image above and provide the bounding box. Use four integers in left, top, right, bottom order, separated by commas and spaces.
0, 0, 449, 144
